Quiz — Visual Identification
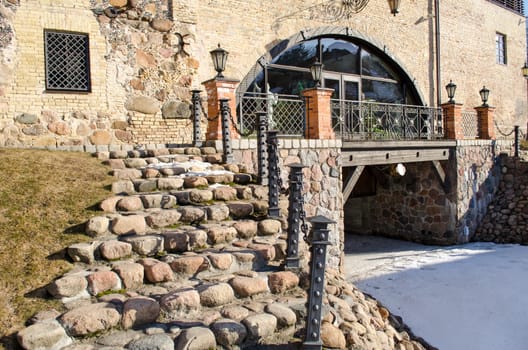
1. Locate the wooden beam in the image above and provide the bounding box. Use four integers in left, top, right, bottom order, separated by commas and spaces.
432, 160, 446, 183
432, 160, 449, 192
343, 165, 365, 203
342, 148, 450, 166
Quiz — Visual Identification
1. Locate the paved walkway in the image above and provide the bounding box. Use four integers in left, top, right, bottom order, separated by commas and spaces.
344, 234, 528, 350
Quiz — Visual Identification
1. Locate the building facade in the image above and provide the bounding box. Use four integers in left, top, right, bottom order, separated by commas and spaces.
0, 0, 526, 149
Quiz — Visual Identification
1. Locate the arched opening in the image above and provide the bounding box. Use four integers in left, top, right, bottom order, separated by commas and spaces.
242, 33, 423, 105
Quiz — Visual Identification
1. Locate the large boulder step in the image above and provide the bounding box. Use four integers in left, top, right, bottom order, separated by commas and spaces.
110, 177, 262, 196
88, 200, 285, 236
23, 272, 304, 349
84, 216, 286, 255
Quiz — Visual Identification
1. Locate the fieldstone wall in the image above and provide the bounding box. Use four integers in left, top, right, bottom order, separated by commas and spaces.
474, 153, 528, 243
453, 140, 511, 242
0, 0, 202, 150
344, 140, 515, 245
217, 138, 344, 270
0, 0, 526, 150
345, 161, 458, 245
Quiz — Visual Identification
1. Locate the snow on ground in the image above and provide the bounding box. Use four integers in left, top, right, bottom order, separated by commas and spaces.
344, 234, 528, 350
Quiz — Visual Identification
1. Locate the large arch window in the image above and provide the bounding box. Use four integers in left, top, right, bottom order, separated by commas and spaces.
248, 35, 421, 106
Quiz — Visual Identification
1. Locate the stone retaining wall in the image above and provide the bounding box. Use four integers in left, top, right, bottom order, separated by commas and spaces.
345, 161, 458, 245
453, 140, 512, 242
344, 140, 514, 245
474, 153, 528, 243
212, 138, 344, 270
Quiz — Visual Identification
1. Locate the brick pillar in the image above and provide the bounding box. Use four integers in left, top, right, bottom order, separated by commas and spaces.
441, 103, 464, 140
202, 78, 240, 140
475, 106, 496, 140
302, 87, 335, 139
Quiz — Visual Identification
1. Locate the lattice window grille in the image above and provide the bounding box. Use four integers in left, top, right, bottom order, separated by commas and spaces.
45, 31, 91, 92
461, 110, 479, 139
488, 0, 524, 14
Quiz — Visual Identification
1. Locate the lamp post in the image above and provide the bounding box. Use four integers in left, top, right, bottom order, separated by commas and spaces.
310, 60, 323, 87
479, 86, 490, 107
210, 44, 229, 79
445, 80, 457, 104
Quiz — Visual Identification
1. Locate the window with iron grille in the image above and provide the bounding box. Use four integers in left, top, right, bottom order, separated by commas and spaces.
495, 33, 507, 65
487, 0, 524, 15
44, 30, 91, 92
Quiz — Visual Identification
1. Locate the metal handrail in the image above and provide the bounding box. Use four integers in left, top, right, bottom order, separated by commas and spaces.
331, 99, 443, 141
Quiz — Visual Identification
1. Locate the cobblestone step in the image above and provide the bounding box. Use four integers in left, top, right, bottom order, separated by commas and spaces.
16, 147, 430, 350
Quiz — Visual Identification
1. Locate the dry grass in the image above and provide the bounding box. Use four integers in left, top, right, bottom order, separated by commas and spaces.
0, 149, 112, 349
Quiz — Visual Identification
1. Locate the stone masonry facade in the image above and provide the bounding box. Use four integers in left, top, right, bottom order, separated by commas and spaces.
345, 140, 514, 245
216, 138, 345, 270
0, 0, 526, 150
474, 153, 528, 243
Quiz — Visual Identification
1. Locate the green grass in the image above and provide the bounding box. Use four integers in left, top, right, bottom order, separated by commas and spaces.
0, 149, 113, 349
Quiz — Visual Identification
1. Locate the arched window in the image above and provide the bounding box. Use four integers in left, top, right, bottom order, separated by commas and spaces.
248, 35, 421, 105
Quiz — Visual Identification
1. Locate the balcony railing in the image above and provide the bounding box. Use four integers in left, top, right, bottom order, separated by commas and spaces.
331, 99, 443, 141
237, 92, 305, 136
237, 93, 443, 140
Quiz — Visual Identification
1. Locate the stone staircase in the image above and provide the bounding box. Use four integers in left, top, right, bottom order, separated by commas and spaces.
16, 146, 431, 350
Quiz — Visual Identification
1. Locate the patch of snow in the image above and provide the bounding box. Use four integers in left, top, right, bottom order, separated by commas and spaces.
345, 234, 528, 350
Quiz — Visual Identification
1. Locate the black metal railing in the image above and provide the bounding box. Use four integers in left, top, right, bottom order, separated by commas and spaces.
238, 92, 305, 136
331, 99, 443, 141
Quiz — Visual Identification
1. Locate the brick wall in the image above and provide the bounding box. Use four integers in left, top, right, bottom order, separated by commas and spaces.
0, 0, 525, 149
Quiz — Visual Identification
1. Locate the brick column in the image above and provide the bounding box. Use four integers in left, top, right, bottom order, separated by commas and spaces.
441, 103, 464, 140
202, 78, 240, 140
474, 106, 496, 140
302, 87, 335, 139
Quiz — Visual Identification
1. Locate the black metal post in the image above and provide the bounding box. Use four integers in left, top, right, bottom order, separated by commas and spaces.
267, 130, 280, 217
285, 163, 307, 270
514, 125, 520, 158
220, 98, 234, 163
191, 90, 203, 148
303, 215, 335, 350
257, 111, 268, 186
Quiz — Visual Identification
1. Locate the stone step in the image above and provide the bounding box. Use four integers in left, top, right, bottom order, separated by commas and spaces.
101, 186, 269, 212
22, 279, 304, 349
108, 146, 219, 159
16, 146, 429, 350
85, 216, 285, 254
110, 176, 261, 195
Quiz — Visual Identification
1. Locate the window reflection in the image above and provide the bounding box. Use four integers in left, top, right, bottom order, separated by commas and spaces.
362, 80, 404, 104
249, 35, 419, 105
268, 67, 315, 95
361, 49, 398, 80
272, 39, 318, 68
321, 38, 359, 74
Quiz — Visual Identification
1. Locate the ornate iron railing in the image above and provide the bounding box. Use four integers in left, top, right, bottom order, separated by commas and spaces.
237, 92, 305, 136
461, 110, 479, 139
331, 99, 443, 141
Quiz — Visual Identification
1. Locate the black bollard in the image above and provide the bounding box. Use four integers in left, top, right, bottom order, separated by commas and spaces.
257, 111, 268, 186
220, 98, 233, 164
267, 130, 280, 217
303, 215, 336, 350
514, 125, 520, 158
285, 163, 307, 270
191, 90, 203, 148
